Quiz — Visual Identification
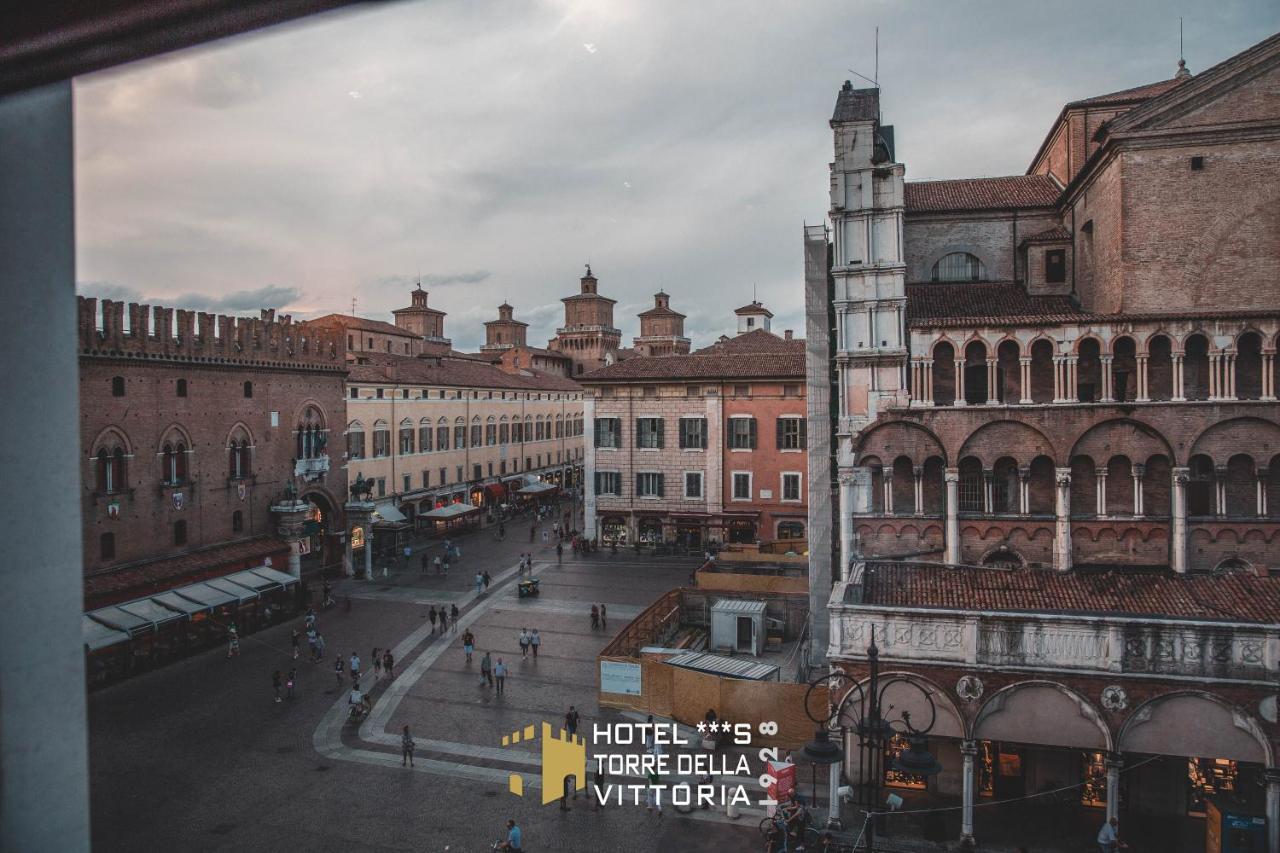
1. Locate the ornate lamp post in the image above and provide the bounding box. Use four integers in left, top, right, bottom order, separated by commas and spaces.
804, 630, 942, 849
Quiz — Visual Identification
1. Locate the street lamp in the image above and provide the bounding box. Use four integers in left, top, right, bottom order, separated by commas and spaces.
803, 629, 942, 849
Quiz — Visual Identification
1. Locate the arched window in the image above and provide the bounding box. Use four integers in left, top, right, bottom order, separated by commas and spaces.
111, 376, 125, 397
296, 406, 326, 460
891, 456, 915, 515
399, 418, 415, 455
95, 441, 128, 494
1184, 335, 1210, 400
232, 510, 244, 533
346, 421, 366, 459
1077, 339, 1101, 402
419, 417, 433, 453
862, 456, 884, 514
1236, 332, 1263, 400
958, 457, 983, 512
373, 420, 390, 458
1147, 335, 1173, 401
932, 341, 956, 406
1029, 339, 1055, 403
931, 252, 984, 282
243, 380, 253, 399
996, 340, 1019, 403
1112, 337, 1136, 402
228, 438, 252, 479
176, 378, 188, 398
161, 435, 188, 485
964, 341, 988, 405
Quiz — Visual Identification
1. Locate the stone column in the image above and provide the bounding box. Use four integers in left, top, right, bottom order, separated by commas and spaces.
1172, 354, 1186, 401
1105, 753, 1123, 824
954, 359, 967, 406
1019, 357, 1032, 404
945, 469, 961, 565
1101, 355, 1114, 402
1215, 465, 1228, 517
1136, 355, 1150, 402
883, 473, 894, 516
924, 359, 934, 404
1172, 468, 1189, 574
0, 80, 90, 853
1226, 353, 1237, 399
344, 501, 376, 580
961, 740, 978, 842
1052, 356, 1065, 402
1095, 469, 1107, 517
1259, 469, 1269, 518
1265, 768, 1280, 853
1262, 352, 1276, 401
1018, 466, 1031, 515
982, 470, 994, 514
271, 498, 312, 579
913, 466, 924, 516
1054, 468, 1073, 571
1209, 352, 1220, 399
1066, 356, 1079, 401
1132, 464, 1145, 517
986, 359, 999, 405
838, 472, 856, 584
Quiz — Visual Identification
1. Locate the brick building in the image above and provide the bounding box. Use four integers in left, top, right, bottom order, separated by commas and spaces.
582, 303, 807, 548
546, 266, 626, 375
807, 34, 1280, 848
478, 302, 574, 377
78, 297, 347, 607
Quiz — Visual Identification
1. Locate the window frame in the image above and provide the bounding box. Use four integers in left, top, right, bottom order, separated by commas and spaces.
731, 471, 753, 501
727, 416, 757, 450
684, 470, 704, 499
781, 471, 803, 502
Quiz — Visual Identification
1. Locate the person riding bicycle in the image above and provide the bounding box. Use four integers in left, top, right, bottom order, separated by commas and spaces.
780, 795, 807, 841
496, 818, 522, 851
764, 810, 790, 852
348, 686, 366, 719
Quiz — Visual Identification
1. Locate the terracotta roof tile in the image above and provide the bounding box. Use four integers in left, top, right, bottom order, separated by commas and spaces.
905, 175, 1060, 212
907, 281, 1087, 328
1022, 225, 1071, 244
309, 313, 417, 337
84, 536, 290, 604
585, 331, 804, 382
1067, 77, 1186, 108
348, 352, 582, 392
861, 562, 1280, 624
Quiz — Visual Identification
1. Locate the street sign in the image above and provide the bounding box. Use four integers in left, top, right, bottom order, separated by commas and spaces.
600, 660, 642, 695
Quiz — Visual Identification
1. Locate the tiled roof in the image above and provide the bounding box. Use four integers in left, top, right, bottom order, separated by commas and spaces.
831, 83, 879, 123
84, 536, 290, 603
861, 562, 1280, 624
1067, 77, 1186, 108
348, 352, 582, 392
906, 281, 1087, 328
734, 301, 773, 316
585, 331, 804, 382
638, 305, 685, 319
1022, 225, 1071, 244
905, 175, 1060, 212
309, 313, 417, 337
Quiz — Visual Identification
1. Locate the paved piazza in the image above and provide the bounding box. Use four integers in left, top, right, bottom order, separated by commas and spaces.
88, 517, 761, 853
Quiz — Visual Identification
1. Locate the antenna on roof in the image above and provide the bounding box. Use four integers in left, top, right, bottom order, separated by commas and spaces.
351, 297, 357, 317
875, 26, 879, 88
1175, 18, 1191, 79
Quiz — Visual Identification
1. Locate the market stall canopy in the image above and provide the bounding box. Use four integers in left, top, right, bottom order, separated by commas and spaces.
225, 568, 283, 594
204, 577, 260, 603
171, 582, 239, 610
484, 483, 506, 501
422, 503, 481, 520
372, 502, 408, 524
152, 591, 209, 616
82, 615, 131, 651
86, 605, 152, 636
517, 481, 557, 496
249, 566, 300, 587
665, 651, 779, 681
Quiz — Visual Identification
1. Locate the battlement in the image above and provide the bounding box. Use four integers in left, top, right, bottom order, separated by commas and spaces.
78, 296, 346, 370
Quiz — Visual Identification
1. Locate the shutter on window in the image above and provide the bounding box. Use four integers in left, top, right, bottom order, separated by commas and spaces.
656, 419, 664, 448
748, 418, 758, 449
776, 417, 784, 450
657, 473, 665, 497
594, 420, 602, 448
635, 418, 643, 448
635, 473, 642, 496
678, 420, 687, 449
800, 418, 807, 449
698, 418, 707, 448
594, 472, 601, 493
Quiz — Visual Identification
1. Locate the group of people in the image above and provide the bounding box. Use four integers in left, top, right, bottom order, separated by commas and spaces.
516, 627, 541, 658
340, 646, 397, 720
589, 604, 608, 630
473, 570, 493, 594
426, 603, 459, 635
419, 539, 461, 576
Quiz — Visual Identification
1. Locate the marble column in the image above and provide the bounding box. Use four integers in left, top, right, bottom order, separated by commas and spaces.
1136, 355, 1150, 402
1105, 753, 1123, 824
945, 469, 961, 564
883, 474, 894, 516
1095, 469, 1108, 517
1018, 467, 1031, 515
986, 359, 999, 405
1132, 464, 1145, 517
1259, 470, 1269, 518
1019, 357, 1033, 404
1209, 353, 1221, 399
961, 740, 978, 842
1172, 354, 1186, 401
1263, 352, 1276, 401
1054, 468, 1073, 571
913, 466, 924, 516
1101, 355, 1115, 402
954, 360, 967, 406
982, 470, 994, 515
1172, 467, 1189, 574
1215, 466, 1228, 517
1052, 356, 1065, 402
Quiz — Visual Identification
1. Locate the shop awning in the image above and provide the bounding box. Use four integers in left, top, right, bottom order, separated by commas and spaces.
517, 481, 557, 496
666, 651, 779, 682
152, 591, 210, 616
484, 483, 506, 500
249, 566, 300, 587
83, 615, 131, 651
118, 598, 187, 628
373, 502, 408, 524
171, 582, 239, 609
224, 569, 283, 594
86, 605, 152, 635
422, 503, 481, 520
204, 577, 260, 603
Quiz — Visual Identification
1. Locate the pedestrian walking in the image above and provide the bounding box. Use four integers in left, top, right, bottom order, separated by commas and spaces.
1097, 817, 1125, 853
428, 605, 438, 633
421, 552, 430, 575
590, 605, 600, 630
349, 651, 361, 684
307, 629, 318, 662
451, 604, 460, 632
291, 628, 301, 660
402, 725, 416, 768
433, 555, 441, 575
403, 544, 412, 569
442, 557, 450, 576
226, 623, 240, 658
272, 670, 283, 703
463, 629, 475, 663
439, 606, 448, 634
494, 658, 507, 694
565, 705, 580, 737
556, 542, 563, 564
315, 632, 326, 662
475, 571, 484, 594
480, 651, 493, 687
334, 655, 344, 686
286, 667, 296, 699
600, 604, 607, 630
373, 647, 382, 678
530, 628, 540, 658
483, 570, 491, 591
645, 766, 663, 816
304, 607, 316, 630
383, 648, 395, 679
519, 628, 530, 658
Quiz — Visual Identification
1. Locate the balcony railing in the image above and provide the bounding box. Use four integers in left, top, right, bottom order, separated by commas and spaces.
294, 455, 329, 482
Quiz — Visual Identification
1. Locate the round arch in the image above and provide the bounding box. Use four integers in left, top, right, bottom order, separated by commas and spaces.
1119, 691, 1273, 766
974, 680, 1111, 750
957, 420, 1056, 468
834, 670, 967, 766
293, 399, 328, 430
1190, 417, 1280, 467
857, 420, 947, 466
1069, 419, 1174, 467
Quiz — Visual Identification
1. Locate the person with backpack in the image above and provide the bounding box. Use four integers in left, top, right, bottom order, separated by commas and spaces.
480, 651, 493, 688
462, 629, 475, 663
402, 725, 416, 768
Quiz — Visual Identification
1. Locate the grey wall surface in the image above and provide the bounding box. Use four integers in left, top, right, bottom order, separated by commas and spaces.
804, 224, 834, 670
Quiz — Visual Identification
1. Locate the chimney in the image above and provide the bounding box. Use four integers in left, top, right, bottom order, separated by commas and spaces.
784, 329, 793, 341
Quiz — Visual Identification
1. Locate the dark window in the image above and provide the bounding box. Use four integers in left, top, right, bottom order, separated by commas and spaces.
594, 418, 621, 449
471, 424, 482, 447
404, 474, 411, 492
679, 418, 707, 449
932, 252, 984, 282
243, 381, 253, 398
232, 510, 243, 533
782, 473, 802, 501
422, 470, 430, 488
636, 472, 664, 498
111, 376, 125, 397
727, 417, 757, 449
1045, 249, 1066, 284
732, 472, 751, 500
376, 388, 384, 399
367, 338, 373, 349
348, 334, 353, 350
376, 478, 386, 497
636, 418, 664, 449
733, 384, 750, 397
684, 472, 703, 498
174, 520, 187, 546
176, 378, 188, 397
350, 387, 359, 399
100, 532, 115, 560
1190, 156, 1204, 171
777, 417, 806, 450
473, 463, 482, 480
595, 472, 621, 495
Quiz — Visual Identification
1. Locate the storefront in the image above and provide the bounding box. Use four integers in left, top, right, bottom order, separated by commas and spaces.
419, 502, 481, 537
601, 515, 628, 545
637, 516, 664, 544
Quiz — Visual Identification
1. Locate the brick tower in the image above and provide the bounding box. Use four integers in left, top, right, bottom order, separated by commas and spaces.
633, 291, 690, 357
548, 265, 621, 376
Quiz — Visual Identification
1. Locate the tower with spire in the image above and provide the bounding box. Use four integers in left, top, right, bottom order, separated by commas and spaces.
547, 265, 622, 376
481, 302, 529, 352
392, 284, 452, 354
633, 291, 690, 357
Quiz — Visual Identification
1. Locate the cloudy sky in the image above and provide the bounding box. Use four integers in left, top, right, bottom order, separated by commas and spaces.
74, 0, 1278, 351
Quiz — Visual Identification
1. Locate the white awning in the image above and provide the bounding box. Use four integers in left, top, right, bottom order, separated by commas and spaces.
83, 616, 132, 651
422, 503, 481, 521
517, 481, 557, 496
152, 591, 209, 615
86, 606, 151, 635
224, 568, 282, 594
171, 582, 238, 609
250, 566, 300, 587
117, 598, 186, 628
373, 501, 408, 524
204, 577, 260, 602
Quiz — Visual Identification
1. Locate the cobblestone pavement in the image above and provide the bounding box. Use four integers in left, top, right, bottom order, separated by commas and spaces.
89, 506, 762, 852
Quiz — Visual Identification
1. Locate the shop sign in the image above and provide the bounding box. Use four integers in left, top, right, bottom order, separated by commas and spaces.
599, 660, 642, 695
